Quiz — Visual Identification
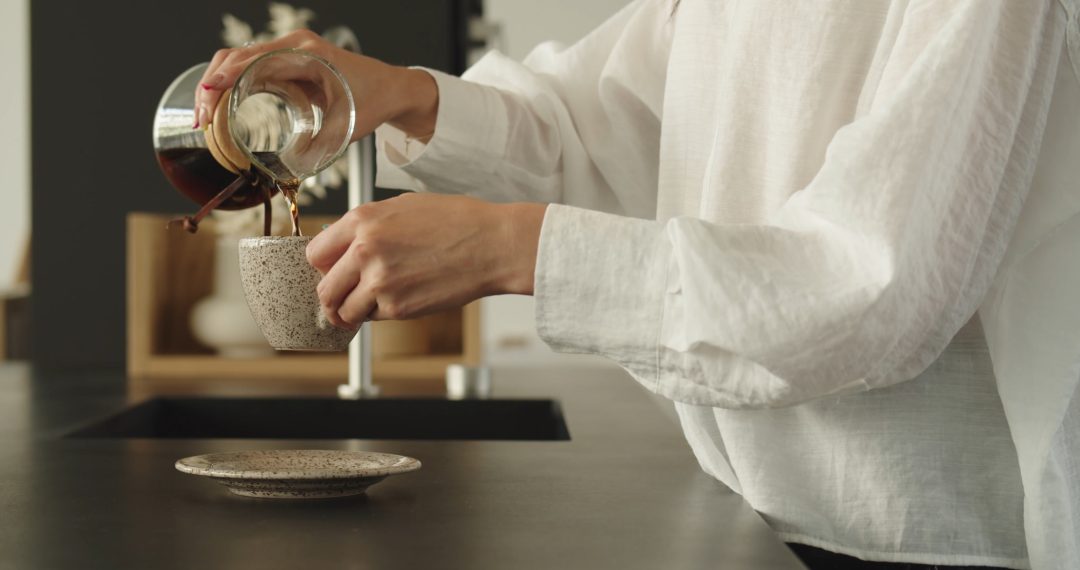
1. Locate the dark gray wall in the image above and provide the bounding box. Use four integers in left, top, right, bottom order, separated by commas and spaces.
32, 1, 473, 370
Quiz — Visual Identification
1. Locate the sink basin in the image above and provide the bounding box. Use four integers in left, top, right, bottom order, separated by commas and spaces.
66, 397, 570, 441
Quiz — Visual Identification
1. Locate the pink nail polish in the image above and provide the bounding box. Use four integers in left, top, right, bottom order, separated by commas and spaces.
202, 74, 225, 90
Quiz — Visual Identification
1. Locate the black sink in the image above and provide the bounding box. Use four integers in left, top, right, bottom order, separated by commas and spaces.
66, 397, 570, 441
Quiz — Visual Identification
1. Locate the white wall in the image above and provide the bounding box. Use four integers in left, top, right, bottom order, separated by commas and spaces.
479, 0, 630, 366
484, 0, 632, 60
0, 0, 29, 289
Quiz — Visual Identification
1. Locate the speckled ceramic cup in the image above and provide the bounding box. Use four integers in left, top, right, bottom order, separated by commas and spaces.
238, 236, 357, 351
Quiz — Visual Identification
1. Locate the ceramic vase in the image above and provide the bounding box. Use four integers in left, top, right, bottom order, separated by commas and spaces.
190, 235, 275, 358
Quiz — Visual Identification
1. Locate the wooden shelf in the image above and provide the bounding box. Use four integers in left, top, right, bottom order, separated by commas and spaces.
127, 213, 480, 397
126, 353, 460, 398
135, 353, 475, 381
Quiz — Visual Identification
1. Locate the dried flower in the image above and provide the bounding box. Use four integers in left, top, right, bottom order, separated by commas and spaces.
221, 14, 253, 47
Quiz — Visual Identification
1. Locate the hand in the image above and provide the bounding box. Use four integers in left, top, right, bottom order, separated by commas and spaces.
306, 193, 547, 327
194, 29, 438, 141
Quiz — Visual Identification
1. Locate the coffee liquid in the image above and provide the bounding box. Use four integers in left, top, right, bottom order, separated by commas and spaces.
278, 180, 303, 237
252, 152, 303, 237
156, 148, 264, 210
159, 148, 304, 236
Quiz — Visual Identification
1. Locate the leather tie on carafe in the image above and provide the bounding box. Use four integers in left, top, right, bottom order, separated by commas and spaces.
168, 88, 275, 235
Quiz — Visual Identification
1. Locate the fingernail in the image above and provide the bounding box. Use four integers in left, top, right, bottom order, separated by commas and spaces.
337, 321, 357, 332
202, 73, 225, 89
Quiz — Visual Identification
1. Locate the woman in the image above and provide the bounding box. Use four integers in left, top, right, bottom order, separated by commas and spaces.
195, 1, 1080, 568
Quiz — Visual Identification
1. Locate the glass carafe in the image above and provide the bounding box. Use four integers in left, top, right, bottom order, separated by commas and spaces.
152, 48, 355, 233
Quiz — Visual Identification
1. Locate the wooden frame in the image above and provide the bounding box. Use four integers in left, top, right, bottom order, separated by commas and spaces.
0, 287, 30, 363
127, 213, 480, 395
0, 293, 5, 362
0, 237, 31, 362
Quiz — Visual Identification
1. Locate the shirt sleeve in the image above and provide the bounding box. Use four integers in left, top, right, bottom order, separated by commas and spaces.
374, 0, 673, 219
537, 1, 1064, 408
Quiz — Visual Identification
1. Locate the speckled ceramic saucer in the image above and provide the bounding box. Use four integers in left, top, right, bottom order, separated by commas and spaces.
175, 450, 421, 499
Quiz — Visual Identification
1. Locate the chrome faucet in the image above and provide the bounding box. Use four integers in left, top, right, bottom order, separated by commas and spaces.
338, 134, 378, 399
323, 26, 378, 399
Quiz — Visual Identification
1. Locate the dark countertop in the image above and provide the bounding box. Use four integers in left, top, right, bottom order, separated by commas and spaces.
0, 363, 806, 570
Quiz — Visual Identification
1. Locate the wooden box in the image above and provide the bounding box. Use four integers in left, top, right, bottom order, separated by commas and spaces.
126, 213, 480, 396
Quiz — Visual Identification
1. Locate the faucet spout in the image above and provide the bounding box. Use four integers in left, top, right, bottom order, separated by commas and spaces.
338, 135, 378, 399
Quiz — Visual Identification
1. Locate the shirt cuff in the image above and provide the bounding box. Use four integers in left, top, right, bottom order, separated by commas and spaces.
377, 123, 427, 166
375, 123, 428, 190
534, 204, 672, 386
375, 67, 510, 192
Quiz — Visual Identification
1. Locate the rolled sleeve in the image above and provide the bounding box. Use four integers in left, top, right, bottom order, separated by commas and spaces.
375, 68, 510, 193
533, 204, 671, 387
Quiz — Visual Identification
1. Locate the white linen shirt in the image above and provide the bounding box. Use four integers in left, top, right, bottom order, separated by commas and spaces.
375, 1, 1080, 568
